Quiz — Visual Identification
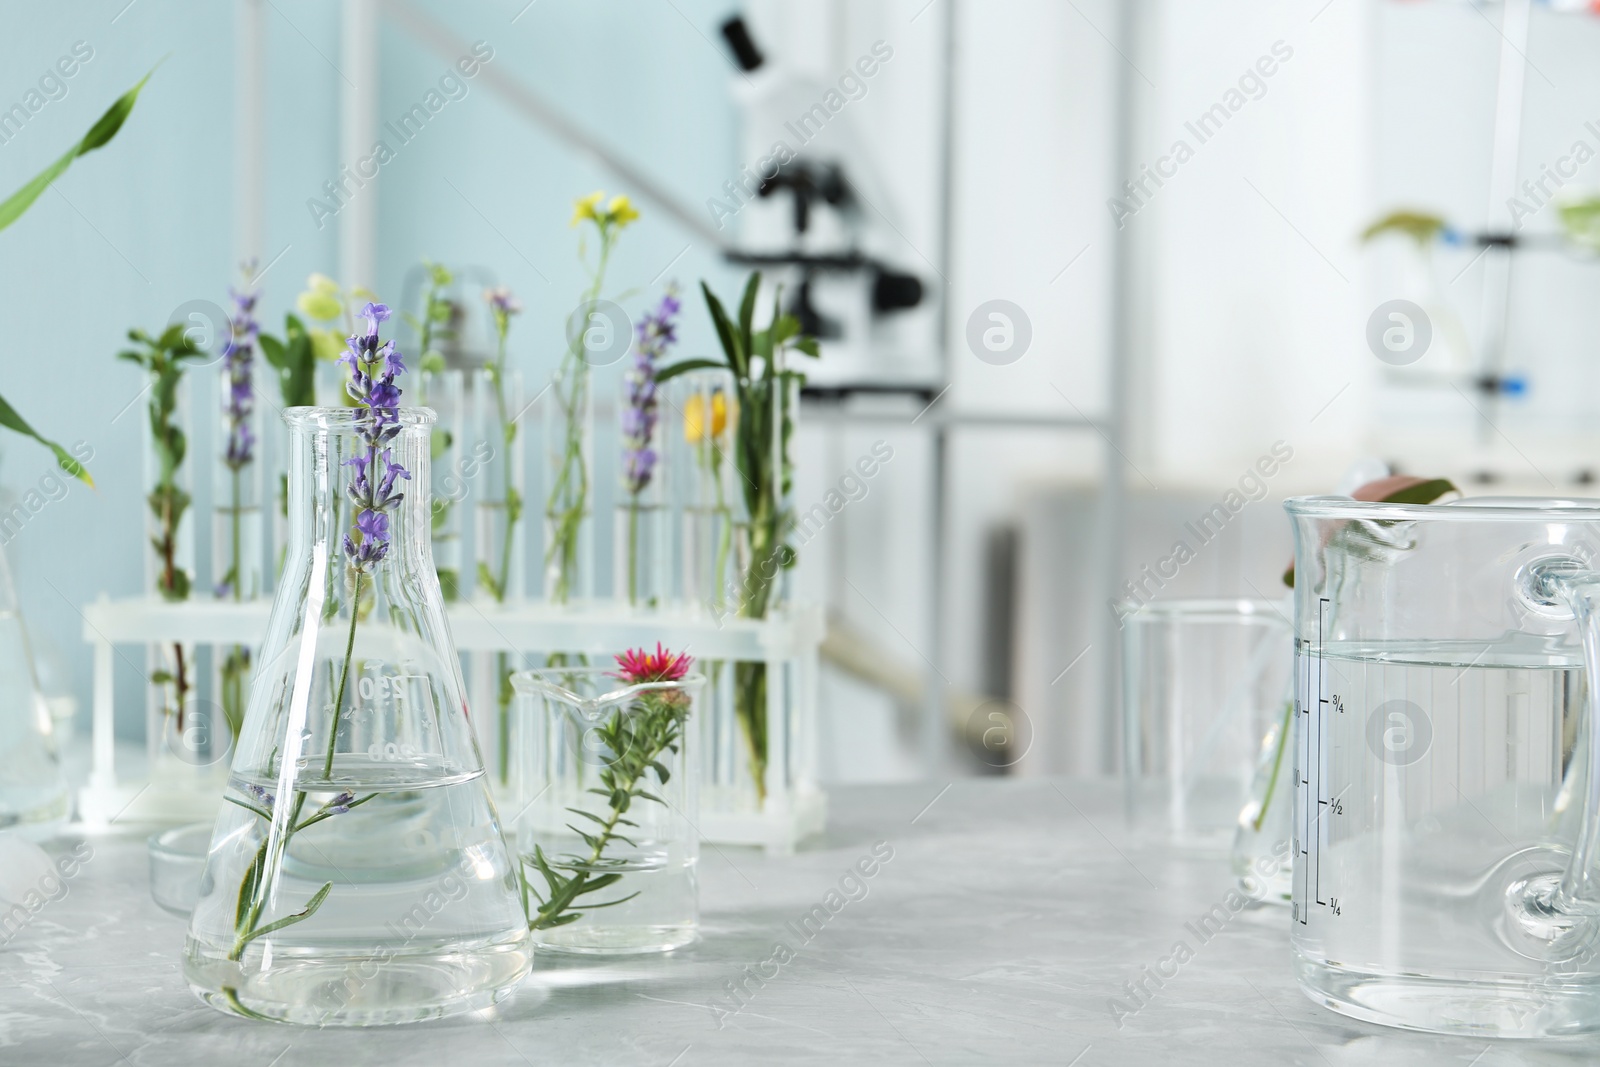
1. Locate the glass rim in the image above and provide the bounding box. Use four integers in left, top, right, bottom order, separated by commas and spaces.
1284, 494, 1600, 523
510, 666, 706, 708
283, 406, 436, 430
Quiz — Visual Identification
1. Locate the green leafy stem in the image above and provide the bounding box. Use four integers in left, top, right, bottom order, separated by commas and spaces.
656, 273, 816, 805
224, 788, 377, 962
543, 232, 618, 605
523, 691, 687, 931
121, 325, 204, 728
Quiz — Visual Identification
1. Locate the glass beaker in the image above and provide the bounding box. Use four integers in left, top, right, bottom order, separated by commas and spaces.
183, 407, 530, 1026
508, 667, 702, 954
1121, 598, 1292, 851
1287, 495, 1600, 1037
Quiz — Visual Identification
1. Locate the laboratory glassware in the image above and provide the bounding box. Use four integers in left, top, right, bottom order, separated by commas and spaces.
509, 666, 702, 954
1121, 598, 1292, 850
183, 407, 530, 1026
1288, 495, 1600, 1037
0, 543, 67, 829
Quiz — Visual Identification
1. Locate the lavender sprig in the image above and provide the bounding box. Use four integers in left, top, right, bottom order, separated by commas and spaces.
218, 266, 261, 739
322, 303, 406, 784
621, 286, 679, 497
338, 303, 409, 570
222, 275, 258, 473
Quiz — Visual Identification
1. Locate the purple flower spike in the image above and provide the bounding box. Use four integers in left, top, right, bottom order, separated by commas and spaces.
622, 285, 680, 497
326, 791, 356, 815
222, 271, 258, 474
341, 302, 406, 572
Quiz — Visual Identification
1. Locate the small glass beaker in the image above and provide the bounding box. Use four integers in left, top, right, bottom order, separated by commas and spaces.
509, 667, 702, 954
1287, 495, 1600, 1036
1121, 598, 1292, 851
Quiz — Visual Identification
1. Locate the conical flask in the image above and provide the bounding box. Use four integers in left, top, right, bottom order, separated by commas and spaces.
0, 541, 68, 830
184, 406, 530, 1025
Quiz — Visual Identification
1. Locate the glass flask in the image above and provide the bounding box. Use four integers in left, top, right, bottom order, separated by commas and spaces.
183, 407, 530, 1026
1287, 495, 1600, 1037
1120, 598, 1292, 850
0, 542, 68, 829
509, 667, 702, 954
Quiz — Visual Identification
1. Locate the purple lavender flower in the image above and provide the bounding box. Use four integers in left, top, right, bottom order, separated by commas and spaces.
341, 303, 410, 570
622, 286, 680, 496
222, 275, 258, 471
325, 791, 356, 814
246, 783, 275, 811
215, 266, 259, 600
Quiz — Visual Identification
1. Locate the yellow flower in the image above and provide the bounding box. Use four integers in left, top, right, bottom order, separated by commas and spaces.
571, 191, 604, 227
683, 389, 730, 443
306, 273, 339, 296
607, 195, 639, 228
297, 291, 342, 322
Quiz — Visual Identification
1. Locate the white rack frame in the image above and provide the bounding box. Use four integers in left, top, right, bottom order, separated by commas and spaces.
78, 595, 826, 851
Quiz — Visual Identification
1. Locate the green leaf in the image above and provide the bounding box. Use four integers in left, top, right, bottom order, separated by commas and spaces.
702, 281, 745, 378
234, 840, 267, 932
1379, 477, 1458, 506
162, 569, 190, 601
566, 807, 612, 828
238, 881, 333, 946
539, 911, 584, 928
476, 561, 502, 602
654, 358, 726, 384
794, 336, 820, 358
737, 272, 759, 354
571, 872, 623, 896
769, 313, 800, 348
649, 760, 671, 785
572, 895, 640, 908
1360, 210, 1449, 247
0, 393, 91, 486
565, 823, 600, 848
0, 68, 155, 233
258, 332, 287, 370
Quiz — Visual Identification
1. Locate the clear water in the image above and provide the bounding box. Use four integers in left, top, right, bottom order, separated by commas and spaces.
184, 759, 530, 1026
1293, 638, 1600, 1036
0, 611, 67, 828
520, 824, 698, 954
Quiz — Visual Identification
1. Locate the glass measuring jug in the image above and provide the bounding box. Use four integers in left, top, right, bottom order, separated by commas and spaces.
1286, 495, 1600, 1037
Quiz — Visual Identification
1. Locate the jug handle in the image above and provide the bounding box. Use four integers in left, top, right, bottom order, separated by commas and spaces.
1521, 557, 1600, 913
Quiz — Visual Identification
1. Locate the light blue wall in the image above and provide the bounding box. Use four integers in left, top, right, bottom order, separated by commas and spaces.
0, 0, 741, 740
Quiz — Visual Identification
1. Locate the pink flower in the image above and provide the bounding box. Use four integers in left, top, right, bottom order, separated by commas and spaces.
612, 643, 693, 685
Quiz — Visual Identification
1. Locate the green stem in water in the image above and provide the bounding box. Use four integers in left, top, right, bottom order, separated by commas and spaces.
525, 693, 684, 930
323, 569, 363, 780
1252, 698, 1295, 833
544, 236, 613, 603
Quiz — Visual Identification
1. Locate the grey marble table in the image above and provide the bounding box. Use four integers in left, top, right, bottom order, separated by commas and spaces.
2, 778, 1595, 1066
